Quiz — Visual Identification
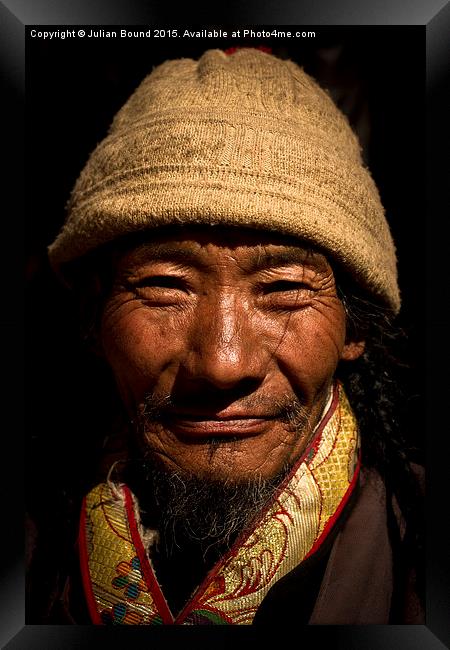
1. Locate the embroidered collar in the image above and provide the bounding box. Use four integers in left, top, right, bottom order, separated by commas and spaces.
79, 383, 360, 625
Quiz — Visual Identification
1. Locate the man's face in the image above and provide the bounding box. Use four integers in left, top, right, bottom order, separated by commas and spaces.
100, 227, 362, 483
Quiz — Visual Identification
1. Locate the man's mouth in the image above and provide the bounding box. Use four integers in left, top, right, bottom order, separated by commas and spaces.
163, 412, 276, 439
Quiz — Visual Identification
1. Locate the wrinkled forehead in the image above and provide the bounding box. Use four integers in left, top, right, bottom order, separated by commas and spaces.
110, 225, 333, 274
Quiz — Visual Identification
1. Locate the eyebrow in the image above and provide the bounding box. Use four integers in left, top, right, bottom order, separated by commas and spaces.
126, 243, 325, 273
247, 248, 325, 273
126, 244, 210, 270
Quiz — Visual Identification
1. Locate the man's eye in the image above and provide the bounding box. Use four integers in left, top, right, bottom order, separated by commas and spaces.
129, 276, 192, 307
126, 275, 193, 308
261, 280, 314, 308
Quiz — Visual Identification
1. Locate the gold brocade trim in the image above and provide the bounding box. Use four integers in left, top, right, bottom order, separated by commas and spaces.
80, 384, 360, 625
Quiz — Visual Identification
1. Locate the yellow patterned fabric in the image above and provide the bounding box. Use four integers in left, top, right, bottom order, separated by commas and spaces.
79, 383, 360, 625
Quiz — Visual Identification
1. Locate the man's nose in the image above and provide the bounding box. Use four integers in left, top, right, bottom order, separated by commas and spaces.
181, 295, 268, 390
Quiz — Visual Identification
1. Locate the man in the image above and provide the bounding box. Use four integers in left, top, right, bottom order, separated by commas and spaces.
29, 47, 424, 624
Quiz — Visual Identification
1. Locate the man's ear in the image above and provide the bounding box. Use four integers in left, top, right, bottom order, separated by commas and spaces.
341, 340, 365, 361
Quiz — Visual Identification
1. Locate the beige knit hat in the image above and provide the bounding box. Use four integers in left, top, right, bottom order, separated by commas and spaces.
48, 48, 400, 312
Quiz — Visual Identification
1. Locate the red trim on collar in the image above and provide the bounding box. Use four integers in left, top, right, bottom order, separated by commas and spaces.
124, 487, 174, 625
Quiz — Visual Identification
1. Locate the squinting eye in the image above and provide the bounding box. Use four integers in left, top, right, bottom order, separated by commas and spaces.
129, 274, 192, 308
260, 280, 314, 309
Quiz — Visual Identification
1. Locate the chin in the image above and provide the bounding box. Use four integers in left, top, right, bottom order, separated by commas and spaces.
154, 447, 291, 486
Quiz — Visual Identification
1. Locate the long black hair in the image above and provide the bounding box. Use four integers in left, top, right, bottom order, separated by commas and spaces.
335, 273, 425, 612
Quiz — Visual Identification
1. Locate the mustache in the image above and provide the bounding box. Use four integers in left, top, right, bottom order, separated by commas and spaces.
135, 390, 310, 430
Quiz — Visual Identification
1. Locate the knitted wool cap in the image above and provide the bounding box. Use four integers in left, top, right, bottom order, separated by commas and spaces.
48, 48, 400, 312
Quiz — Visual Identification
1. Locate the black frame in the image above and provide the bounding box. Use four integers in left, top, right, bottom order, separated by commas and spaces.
3, 0, 450, 647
